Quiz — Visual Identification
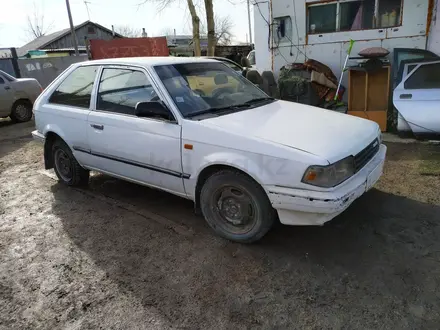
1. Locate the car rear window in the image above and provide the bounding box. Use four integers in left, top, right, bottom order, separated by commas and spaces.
49, 66, 99, 108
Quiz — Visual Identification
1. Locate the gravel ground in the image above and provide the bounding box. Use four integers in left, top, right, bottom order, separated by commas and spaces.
1, 119, 440, 329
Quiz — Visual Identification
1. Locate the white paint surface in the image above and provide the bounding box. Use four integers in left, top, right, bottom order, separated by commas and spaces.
428, 0, 440, 55
33, 58, 385, 228
254, 0, 433, 82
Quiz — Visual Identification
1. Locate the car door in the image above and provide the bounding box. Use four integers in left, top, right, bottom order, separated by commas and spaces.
87, 65, 186, 196
393, 60, 440, 136
0, 75, 14, 116
393, 48, 438, 88
43, 65, 99, 166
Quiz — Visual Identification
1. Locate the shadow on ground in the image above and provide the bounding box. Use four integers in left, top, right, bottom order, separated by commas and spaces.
50, 179, 440, 329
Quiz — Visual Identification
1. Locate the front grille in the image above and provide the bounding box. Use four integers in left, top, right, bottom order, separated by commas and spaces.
354, 138, 379, 172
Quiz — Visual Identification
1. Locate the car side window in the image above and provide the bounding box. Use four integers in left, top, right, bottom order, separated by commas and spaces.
97, 68, 158, 116
0, 77, 4, 84
404, 62, 440, 90
49, 66, 99, 108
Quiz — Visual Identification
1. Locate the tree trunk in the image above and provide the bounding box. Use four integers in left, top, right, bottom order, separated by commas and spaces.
187, 0, 201, 56
204, 0, 216, 56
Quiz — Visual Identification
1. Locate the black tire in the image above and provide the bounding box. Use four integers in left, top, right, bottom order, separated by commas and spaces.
10, 100, 33, 123
52, 139, 89, 187
200, 170, 276, 243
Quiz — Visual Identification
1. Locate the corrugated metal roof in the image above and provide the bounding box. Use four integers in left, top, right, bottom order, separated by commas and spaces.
18, 28, 71, 57
17, 21, 123, 57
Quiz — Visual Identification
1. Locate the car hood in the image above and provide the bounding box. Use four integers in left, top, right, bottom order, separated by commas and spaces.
201, 100, 379, 163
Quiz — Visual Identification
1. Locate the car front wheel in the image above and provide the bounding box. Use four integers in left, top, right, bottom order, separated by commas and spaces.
200, 170, 276, 243
52, 139, 89, 186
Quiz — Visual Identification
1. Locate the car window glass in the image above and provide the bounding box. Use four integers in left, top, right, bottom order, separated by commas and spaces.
3, 72, 15, 82
97, 68, 158, 115
49, 66, 98, 108
404, 62, 440, 90
155, 62, 268, 118
0, 77, 4, 84
221, 61, 241, 71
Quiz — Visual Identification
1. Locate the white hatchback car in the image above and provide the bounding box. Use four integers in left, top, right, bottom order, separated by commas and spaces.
32, 57, 386, 243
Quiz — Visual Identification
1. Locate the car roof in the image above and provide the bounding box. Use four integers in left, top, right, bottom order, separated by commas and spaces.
77, 56, 218, 67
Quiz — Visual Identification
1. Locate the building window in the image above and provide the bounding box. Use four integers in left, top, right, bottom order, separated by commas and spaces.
273, 16, 292, 44
308, 0, 402, 34
88, 26, 96, 34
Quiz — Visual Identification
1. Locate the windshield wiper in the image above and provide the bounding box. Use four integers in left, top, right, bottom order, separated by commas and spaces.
186, 98, 275, 119
187, 104, 251, 118
243, 97, 275, 104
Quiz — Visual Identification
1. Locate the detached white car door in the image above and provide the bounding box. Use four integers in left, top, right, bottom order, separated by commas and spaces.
393, 60, 440, 135
86, 65, 186, 196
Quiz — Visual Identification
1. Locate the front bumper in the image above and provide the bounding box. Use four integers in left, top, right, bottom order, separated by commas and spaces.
31, 130, 45, 143
266, 144, 387, 226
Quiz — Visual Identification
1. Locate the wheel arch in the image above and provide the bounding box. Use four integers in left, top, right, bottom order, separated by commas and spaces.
43, 130, 65, 170
12, 98, 32, 109
193, 163, 268, 214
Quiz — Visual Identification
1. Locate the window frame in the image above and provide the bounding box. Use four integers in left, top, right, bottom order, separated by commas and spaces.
48, 64, 100, 110
0, 70, 16, 82
402, 60, 440, 90
92, 64, 178, 123
306, 0, 403, 36
273, 16, 293, 44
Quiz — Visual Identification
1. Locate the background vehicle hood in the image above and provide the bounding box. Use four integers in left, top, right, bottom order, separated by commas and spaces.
202, 100, 379, 163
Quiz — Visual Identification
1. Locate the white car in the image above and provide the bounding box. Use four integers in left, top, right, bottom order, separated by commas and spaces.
0, 70, 42, 122
32, 57, 386, 243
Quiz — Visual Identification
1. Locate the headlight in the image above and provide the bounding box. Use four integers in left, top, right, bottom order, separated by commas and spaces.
377, 129, 382, 145
302, 156, 355, 188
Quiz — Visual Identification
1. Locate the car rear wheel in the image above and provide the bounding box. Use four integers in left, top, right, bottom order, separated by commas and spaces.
10, 100, 33, 123
52, 139, 89, 186
200, 170, 276, 243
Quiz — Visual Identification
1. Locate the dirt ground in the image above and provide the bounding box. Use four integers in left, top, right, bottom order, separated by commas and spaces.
1, 119, 440, 330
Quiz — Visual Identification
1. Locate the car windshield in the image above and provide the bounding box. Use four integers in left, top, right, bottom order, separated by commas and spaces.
154, 62, 272, 119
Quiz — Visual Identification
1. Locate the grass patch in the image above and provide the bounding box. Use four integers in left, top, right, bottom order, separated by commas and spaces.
420, 148, 440, 176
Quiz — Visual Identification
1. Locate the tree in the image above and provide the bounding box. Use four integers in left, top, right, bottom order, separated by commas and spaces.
187, 0, 202, 56
201, 15, 234, 46
26, 1, 54, 39
214, 16, 233, 45
138, 0, 201, 56
203, 0, 215, 55
114, 25, 142, 38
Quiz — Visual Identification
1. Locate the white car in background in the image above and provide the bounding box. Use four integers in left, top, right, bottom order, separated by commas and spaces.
0, 70, 42, 122
32, 57, 386, 243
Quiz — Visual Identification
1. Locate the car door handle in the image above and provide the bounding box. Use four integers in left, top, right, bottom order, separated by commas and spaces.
91, 124, 104, 130
400, 94, 412, 99
4, 86, 10, 90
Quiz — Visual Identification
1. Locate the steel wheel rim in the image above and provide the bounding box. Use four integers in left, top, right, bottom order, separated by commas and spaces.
15, 104, 29, 120
212, 184, 258, 235
54, 149, 73, 182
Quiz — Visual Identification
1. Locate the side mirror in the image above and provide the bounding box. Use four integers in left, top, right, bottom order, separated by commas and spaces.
135, 101, 172, 121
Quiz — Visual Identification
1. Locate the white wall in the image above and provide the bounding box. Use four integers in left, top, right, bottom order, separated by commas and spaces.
254, 0, 431, 86
253, 0, 272, 71
428, 0, 440, 55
